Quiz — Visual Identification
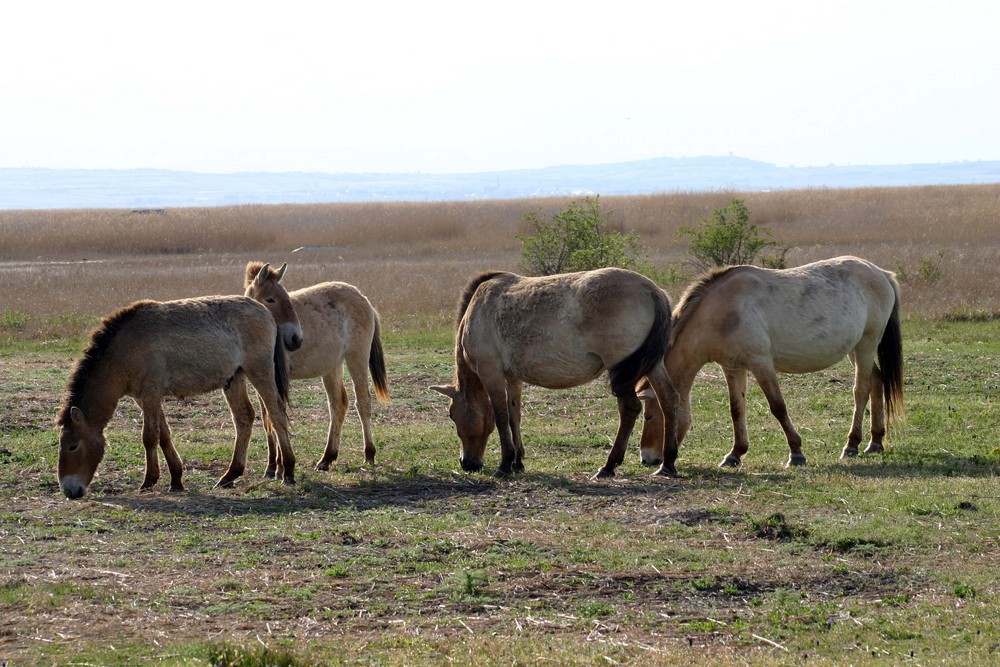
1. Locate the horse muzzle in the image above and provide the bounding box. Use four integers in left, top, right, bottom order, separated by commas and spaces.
460, 456, 483, 473
639, 448, 663, 467
283, 330, 303, 352
60, 476, 88, 499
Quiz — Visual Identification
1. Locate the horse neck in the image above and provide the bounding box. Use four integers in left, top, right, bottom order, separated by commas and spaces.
454, 337, 488, 399
665, 334, 705, 398
70, 366, 126, 430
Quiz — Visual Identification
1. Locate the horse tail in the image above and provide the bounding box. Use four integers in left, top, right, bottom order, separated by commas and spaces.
273, 330, 291, 404
369, 311, 391, 402
608, 285, 672, 397
878, 274, 904, 423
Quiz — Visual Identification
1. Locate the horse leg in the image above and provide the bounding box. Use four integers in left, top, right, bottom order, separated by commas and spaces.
479, 367, 517, 477
751, 364, 806, 467
316, 368, 348, 471
507, 379, 525, 472
346, 350, 378, 465
642, 364, 682, 477
260, 400, 279, 479
841, 348, 876, 459
216, 374, 256, 488
865, 364, 887, 454
157, 411, 185, 492
138, 399, 163, 491
252, 379, 296, 485
594, 392, 641, 478
720, 368, 751, 468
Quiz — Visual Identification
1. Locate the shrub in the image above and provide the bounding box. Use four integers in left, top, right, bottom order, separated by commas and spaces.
678, 198, 785, 271
517, 197, 660, 279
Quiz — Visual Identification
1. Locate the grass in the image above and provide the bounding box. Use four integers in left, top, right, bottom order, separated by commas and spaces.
1, 187, 999, 664
0, 315, 998, 665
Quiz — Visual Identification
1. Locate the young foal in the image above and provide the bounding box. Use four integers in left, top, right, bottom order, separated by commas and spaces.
245, 262, 390, 472
432, 268, 678, 478
636, 256, 904, 471
57, 296, 295, 498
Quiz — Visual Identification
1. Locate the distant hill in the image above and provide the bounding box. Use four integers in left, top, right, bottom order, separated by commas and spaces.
2, 156, 999, 210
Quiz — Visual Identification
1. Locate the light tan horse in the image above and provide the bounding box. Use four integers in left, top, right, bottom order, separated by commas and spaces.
636, 256, 904, 472
245, 262, 390, 474
431, 268, 679, 478
57, 295, 295, 499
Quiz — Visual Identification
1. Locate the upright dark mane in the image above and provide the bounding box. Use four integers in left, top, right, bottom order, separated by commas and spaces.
455, 271, 508, 325
57, 301, 156, 426
670, 266, 744, 345
245, 261, 274, 289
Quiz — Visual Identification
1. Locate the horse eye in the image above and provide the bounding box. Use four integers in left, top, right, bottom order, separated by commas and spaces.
68, 443, 80, 452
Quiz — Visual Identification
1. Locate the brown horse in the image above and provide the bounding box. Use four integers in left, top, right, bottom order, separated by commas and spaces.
431, 268, 679, 478
636, 256, 904, 472
245, 262, 390, 474
57, 295, 295, 498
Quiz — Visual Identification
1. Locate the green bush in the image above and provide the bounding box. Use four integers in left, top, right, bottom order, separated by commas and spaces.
678, 198, 785, 271
518, 197, 660, 280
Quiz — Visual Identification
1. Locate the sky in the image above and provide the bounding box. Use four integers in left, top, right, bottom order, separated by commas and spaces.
2, 0, 999, 175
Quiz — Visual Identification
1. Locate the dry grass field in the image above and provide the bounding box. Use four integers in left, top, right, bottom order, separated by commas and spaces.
1, 185, 998, 665
1, 184, 998, 337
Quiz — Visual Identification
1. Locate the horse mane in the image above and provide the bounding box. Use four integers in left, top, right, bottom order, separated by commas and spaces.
670, 265, 744, 345
57, 301, 156, 426
244, 261, 276, 289
454, 271, 508, 326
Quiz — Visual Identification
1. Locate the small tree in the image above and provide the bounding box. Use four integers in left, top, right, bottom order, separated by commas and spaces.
518, 197, 659, 278
678, 198, 784, 271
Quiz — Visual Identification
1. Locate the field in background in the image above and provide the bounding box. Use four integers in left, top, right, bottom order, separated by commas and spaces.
1, 184, 999, 341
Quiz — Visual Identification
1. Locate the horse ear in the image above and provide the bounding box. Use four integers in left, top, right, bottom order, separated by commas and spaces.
636, 387, 657, 401
429, 384, 459, 399
274, 262, 288, 283
70, 406, 85, 425
254, 263, 271, 287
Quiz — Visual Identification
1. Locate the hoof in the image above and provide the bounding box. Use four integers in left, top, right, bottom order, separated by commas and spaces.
592, 466, 615, 479
492, 468, 513, 479
282, 475, 295, 485
168, 483, 185, 493
863, 442, 884, 455
215, 477, 236, 489
263, 469, 277, 479
364, 456, 376, 465
840, 447, 859, 459
719, 455, 741, 468
787, 454, 807, 467
314, 461, 331, 472
653, 464, 678, 477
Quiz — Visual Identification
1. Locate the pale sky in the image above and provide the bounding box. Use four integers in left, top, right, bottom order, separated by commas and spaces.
2, 0, 998, 174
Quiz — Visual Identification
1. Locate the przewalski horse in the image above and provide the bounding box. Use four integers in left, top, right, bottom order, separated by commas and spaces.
636, 256, 904, 472
431, 268, 679, 478
245, 262, 390, 473
57, 295, 296, 499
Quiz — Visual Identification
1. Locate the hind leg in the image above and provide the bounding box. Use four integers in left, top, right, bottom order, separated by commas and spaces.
595, 392, 641, 478
157, 411, 184, 491
751, 364, 806, 467
346, 350, 378, 464
316, 367, 349, 471
507, 379, 525, 471
720, 368, 751, 468
841, 347, 876, 458
259, 400, 280, 479
865, 365, 887, 454
217, 374, 257, 488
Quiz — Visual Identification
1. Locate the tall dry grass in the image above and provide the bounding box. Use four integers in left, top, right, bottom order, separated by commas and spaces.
1, 184, 998, 341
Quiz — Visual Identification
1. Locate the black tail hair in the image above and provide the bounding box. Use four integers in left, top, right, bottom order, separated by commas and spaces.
273, 331, 290, 404
369, 313, 391, 402
878, 280, 904, 423
608, 287, 672, 397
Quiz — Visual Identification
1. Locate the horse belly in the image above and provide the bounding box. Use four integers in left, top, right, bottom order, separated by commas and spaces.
509, 350, 605, 389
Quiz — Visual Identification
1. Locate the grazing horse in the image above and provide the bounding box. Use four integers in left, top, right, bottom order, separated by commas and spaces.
431, 268, 679, 478
56, 295, 296, 499
636, 256, 904, 472
245, 262, 390, 473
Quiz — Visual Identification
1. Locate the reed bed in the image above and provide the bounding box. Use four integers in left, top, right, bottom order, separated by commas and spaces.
1, 184, 997, 342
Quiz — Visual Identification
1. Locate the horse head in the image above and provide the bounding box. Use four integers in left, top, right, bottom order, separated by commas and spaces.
57, 406, 107, 499
430, 382, 496, 473
245, 262, 304, 352
636, 382, 664, 466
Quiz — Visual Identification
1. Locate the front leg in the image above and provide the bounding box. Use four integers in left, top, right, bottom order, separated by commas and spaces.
508, 379, 525, 472
720, 368, 750, 468
139, 400, 163, 491
595, 392, 641, 478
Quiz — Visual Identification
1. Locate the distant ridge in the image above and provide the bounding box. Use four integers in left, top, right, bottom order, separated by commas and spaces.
2, 156, 999, 210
